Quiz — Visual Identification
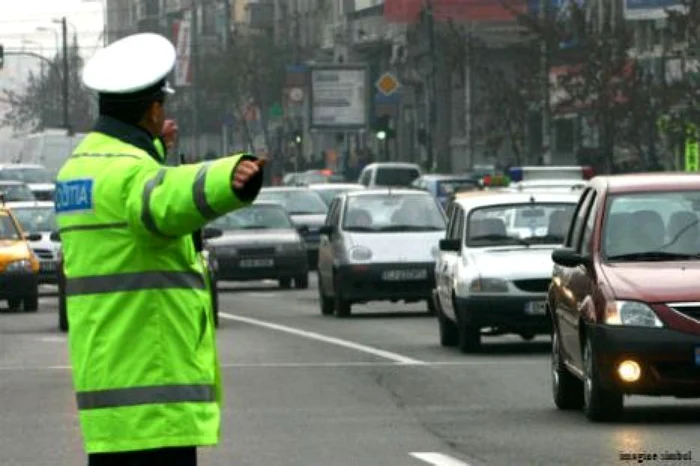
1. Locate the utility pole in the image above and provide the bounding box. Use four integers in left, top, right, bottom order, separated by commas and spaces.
425, 0, 437, 173
190, 0, 200, 158
61, 16, 72, 135
539, 0, 551, 165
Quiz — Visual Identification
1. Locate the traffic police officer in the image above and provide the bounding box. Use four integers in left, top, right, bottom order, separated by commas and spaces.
54, 33, 262, 466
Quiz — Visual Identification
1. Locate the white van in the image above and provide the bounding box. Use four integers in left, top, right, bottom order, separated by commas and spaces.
358, 162, 422, 188
16, 130, 86, 178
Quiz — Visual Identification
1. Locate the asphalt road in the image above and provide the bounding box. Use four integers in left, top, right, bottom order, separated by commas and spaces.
1, 276, 699, 466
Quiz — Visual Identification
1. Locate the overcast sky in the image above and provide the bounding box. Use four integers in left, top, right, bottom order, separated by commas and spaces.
0, 0, 103, 59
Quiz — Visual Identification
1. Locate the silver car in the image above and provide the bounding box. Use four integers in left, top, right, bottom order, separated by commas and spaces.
256, 187, 329, 266
10, 201, 59, 284
308, 183, 365, 207
204, 202, 309, 289
317, 188, 447, 317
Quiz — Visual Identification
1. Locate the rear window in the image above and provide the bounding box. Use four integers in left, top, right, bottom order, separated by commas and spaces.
374, 168, 420, 187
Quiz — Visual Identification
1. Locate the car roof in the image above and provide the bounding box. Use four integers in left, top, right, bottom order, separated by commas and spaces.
419, 174, 475, 181
454, 192, 580, 210
363, 162, 421, 170
308, 183, 364, 190
344, 188, 432, 198
592, 173, 700, 194
260, 186, 309, 192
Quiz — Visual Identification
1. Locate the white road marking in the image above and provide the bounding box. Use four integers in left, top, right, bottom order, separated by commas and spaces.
410, 452, 471, 466
0, 359, 543, 372
36, 336, 66, 343
220, 312, 425, 365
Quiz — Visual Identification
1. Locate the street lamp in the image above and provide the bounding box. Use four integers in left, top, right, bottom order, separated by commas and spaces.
36, 26, 60, 56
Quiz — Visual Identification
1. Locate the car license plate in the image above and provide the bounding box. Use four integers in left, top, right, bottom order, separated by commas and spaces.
381, 269, 427, 281
41, 261, 56, 272
695, 347, 700, 366
525, 301, 547, 316
239, 258, 274, 268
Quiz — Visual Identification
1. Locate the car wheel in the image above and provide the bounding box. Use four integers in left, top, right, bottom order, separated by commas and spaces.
318, 276, 334, 316
333, 276, 351, 318
8, 298, 22, 312
23, 292, 39, 313
294, 274, 309, 289
582, 336, 623, 421
437, 299, 459, 347
279, 278, 292, 289
455, 297, 480, 353
427, 298, 437, 315
551, 330, 583, 410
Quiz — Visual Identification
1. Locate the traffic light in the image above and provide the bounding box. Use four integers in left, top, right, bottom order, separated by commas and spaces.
291, 130, 302, 145
373, 114, 395, 140
0, 44, 4, 70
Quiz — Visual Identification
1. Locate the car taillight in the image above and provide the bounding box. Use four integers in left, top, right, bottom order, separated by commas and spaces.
582, 166, 594, 180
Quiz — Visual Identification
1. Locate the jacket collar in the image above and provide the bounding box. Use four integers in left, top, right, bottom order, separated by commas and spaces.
93, 115, 161, 162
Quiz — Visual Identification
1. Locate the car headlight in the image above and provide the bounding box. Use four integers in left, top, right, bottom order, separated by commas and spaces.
349, 246, 372, 261
5, 260, 33, 273
469, 278, 509, 293
276, 243, 303, 253
605, 301, 663, 328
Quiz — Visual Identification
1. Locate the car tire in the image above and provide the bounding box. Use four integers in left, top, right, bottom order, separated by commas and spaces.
318, 277, 334, 316
427, 298, 437, 316
582, 336, 623, 422
333, 276, 351, 318
437, 301, 459, 347
23, 292, 39, 313
8, 298, 21, 312
295, 274, 309, 289
279, 278, 292, 289
551, 330, 583, 410
456, 297, 480, 353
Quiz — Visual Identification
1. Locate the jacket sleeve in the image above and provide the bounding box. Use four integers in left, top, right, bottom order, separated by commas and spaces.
123, 153, 263, 239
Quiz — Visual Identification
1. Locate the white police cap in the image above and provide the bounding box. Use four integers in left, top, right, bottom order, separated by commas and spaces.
82, 33, 176, 95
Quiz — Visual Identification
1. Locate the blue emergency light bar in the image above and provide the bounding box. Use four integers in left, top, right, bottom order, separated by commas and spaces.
508, 166, 594, 182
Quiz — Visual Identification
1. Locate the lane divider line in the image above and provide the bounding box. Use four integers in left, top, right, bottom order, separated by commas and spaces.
410, 452, 471, 466
220, 312, 426, 365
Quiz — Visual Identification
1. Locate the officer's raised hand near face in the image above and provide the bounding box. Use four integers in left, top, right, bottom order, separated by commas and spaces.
232, 159, 262, 190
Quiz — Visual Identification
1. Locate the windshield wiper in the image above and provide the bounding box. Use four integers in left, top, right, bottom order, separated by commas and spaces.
290, 211, 322, 215
378, 225, 443, 232
528, 234, 565, 244
343, 226, 376, 232
607, 251, 700, 261
238, 225, 270, 230
470, 234, 530, 246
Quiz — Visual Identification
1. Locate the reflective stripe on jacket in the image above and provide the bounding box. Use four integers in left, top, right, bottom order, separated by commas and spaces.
55, 119, 259, 453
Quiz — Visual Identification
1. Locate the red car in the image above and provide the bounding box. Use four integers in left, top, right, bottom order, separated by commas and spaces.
549, 174, 700, 421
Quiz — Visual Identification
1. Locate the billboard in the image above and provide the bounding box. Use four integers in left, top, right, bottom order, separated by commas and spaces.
309, 66, 369, 130
173, 12, 192, 87
384, 0, 527, 23
623, 0, 682, 20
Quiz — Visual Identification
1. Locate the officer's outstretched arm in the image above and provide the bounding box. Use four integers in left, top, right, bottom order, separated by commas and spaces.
124, 154, 263, 238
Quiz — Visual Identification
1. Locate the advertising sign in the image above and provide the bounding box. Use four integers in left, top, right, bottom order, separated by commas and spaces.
623, 0, 682, 20
309, 66, 368, 130
173, 12, 192, 87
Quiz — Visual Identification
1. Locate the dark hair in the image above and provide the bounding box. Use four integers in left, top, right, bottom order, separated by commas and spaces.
97, 79, 167, 125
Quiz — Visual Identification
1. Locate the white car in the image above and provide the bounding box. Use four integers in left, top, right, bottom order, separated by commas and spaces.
317, 188, 446, 317
433, 191, 580, 353
0, 164, 55, 201
9, 201, 60, 284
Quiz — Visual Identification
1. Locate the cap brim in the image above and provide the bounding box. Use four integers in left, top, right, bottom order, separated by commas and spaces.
163, 81, 175, 95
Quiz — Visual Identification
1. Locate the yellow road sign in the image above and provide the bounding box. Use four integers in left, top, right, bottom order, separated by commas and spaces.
376, 72, 400, 96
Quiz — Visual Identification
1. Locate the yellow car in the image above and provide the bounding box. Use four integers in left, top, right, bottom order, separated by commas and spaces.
0, 206, 41, 311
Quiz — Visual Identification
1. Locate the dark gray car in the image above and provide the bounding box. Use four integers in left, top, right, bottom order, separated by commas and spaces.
256, 187, 329, 267
204, 202, 309, 289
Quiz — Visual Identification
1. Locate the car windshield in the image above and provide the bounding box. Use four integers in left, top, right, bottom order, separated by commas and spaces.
314, 187, 362, 206
0, 168, 53, 184
604, 191, 700, 260
342, 193, 445, 232
374, 168, 420, 187
257, 190, 328, 215
437, 178, 477, 197
11, 207, 57, 233
0, 214, 20, 240
210, 205, 293, 230
467, 203, 576, 247
0, 184, 36, 202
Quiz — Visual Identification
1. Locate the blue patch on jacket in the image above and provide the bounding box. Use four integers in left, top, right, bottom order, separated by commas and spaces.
55, 179, 94, 214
